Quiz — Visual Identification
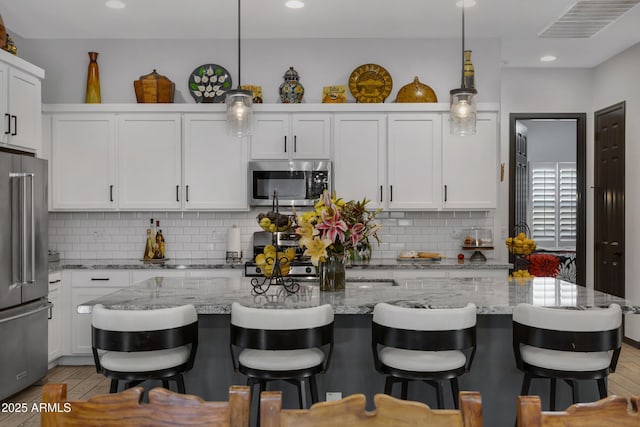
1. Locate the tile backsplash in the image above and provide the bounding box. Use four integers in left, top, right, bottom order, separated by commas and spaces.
48, 210, 495, 260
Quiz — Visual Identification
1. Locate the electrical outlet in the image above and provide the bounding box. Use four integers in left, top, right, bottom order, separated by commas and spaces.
325, 392, 342, 401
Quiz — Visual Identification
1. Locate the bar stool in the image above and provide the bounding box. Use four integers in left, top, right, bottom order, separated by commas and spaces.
229, 302, 334, 409
91, 304, 198, 393
512, 303, 622, 410
371, 302, 477, 409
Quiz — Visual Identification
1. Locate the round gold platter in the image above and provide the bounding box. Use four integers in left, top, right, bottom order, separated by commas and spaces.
348, 63, 393, 103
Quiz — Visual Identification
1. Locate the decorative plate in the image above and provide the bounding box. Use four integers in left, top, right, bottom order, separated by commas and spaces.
188, 64, 232, 103
348, 64, 393, 103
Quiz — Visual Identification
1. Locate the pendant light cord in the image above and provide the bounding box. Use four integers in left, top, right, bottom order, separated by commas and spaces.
460, 4, 465, 88
237, 0, 242, 88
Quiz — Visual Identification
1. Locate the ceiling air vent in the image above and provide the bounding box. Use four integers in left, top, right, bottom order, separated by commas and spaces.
539, 0, 640, 38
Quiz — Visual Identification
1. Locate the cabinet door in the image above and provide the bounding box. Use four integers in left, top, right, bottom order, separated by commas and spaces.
0, 62, 7, 143
70, 287, 118, 355
334, 114, 385, 209
387, 114, 442, 210
291, 114, 331, 159
51, 114, 116, 210
6, 68, 42, 152
48, 283, 62, 363
442, 112, 498, 209
183, 114, 248, 210
250, 113, 289, 159
117, 114, 182, 210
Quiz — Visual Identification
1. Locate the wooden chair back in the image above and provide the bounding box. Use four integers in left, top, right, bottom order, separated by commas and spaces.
260, 390, 482, 427
41, 383, 250, 427
517, 394, 640, 427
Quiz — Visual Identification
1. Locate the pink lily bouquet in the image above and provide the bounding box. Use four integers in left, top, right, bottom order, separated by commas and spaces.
295, 190, 382, 266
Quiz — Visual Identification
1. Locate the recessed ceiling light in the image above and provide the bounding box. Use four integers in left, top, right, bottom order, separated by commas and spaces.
285, 0, 305, 9
540, 55, 557, 62
105, 0, 126, 9
456, 0, 476, 7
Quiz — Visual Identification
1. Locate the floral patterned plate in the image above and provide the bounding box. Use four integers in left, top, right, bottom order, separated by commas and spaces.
188, 64, 232, 103
348, 63, 393, 103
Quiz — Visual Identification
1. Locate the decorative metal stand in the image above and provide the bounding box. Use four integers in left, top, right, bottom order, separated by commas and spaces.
251, 190, 300, 296
510, 222, 532, 272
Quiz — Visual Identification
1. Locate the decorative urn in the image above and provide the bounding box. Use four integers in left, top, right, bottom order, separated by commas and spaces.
279, 67, 304, 103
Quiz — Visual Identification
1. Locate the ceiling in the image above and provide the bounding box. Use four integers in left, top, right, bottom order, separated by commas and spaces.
1, 0, 639, 68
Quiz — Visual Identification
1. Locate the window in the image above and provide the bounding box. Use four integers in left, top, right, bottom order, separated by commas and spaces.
528, 162, 576, 248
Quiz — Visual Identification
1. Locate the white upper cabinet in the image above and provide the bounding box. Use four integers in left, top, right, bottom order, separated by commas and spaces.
183, 113, 248, 210
333, 114, 386, 209
0, 51, 44, 153
51, 114, 116, 210
117, 114, 182, 210
387, 114, 442, 210
250, 113, 331, 160
442, 112, 498, 209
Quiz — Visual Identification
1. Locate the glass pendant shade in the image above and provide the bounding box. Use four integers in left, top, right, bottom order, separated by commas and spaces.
449, 88, 477, 136
226, 89, 253, 138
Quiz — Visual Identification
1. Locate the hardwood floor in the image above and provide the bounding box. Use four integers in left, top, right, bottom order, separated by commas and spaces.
3, 343, 640, 426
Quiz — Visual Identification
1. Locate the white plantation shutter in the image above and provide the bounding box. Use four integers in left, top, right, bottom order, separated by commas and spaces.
528, 162, 576, 248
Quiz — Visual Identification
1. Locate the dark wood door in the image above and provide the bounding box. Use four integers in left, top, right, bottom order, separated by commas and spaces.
594, 102, 625, 298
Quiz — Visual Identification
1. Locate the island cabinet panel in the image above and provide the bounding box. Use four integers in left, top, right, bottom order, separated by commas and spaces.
387, 113, 442, 210
182, 114, 248, 210
117, 114, 182, 210
442, 112, 498, 209
250, 113, 331, 160
333, 114, 386, 210
50, 114, 117, 210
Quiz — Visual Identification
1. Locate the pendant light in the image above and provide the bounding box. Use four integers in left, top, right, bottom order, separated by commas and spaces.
449, 2, 477, 136
226, 0, 253, 138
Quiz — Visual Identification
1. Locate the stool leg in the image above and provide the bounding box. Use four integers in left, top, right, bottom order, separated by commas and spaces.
309, 376, 319, 404
434, 381, 444, 409
597, 378, 607, 399
384, 377, 394, 396
162, 380, 170, 390
520, 373, 531, 395
550, 378, 557, 411
297, 379, 308, 409
450, 377, 460, 410
176, 375, 186, 394
110, 379, 119, 393
401, 380, 408, 400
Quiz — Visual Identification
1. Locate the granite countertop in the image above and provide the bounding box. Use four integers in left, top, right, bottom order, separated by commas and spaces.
50, 258, 511, 273
77, 276, 637, 316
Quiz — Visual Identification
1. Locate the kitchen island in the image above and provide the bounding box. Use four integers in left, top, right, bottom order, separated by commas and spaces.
79, 276, 636, 427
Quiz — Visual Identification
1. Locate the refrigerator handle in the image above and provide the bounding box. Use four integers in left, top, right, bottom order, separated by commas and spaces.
10, 172, 35, 286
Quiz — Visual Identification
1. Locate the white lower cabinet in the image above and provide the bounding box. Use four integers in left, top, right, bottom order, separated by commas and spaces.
48, 272, 62, 364
65, 270, 130, 356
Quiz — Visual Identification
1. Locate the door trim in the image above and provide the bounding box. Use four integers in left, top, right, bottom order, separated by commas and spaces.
508, 113, 586, 285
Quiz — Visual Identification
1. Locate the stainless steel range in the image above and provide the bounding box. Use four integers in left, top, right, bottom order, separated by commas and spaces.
244, 231, 316, 278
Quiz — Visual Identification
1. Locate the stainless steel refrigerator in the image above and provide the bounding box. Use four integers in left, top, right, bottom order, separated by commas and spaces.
0, 151, 49, 400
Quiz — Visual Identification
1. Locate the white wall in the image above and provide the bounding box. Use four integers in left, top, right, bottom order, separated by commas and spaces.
16, 37, 501, 104
592, 41, 640, 340
522, 120, 577, 163
499, 68, 593, 270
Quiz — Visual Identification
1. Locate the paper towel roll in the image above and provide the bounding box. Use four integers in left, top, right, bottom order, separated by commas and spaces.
227, 226, 241, 255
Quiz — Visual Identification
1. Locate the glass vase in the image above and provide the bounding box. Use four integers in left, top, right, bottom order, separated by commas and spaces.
318, 254, 346, 292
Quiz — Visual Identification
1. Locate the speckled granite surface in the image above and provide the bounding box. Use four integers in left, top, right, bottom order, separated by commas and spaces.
77, 276, 637, 315
50, 258, 511, 273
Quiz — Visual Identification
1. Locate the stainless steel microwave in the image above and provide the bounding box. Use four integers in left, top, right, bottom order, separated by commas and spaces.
249, 160, 332, 207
